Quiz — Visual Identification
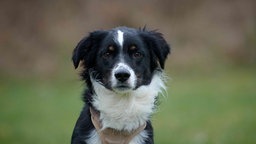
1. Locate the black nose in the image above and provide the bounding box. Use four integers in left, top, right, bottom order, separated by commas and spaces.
114, 69, 131, 82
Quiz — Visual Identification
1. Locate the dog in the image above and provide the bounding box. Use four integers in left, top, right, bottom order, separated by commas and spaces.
71, 26, 170, 144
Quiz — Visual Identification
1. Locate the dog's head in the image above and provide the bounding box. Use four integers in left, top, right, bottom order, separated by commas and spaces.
72, 27, 170, 93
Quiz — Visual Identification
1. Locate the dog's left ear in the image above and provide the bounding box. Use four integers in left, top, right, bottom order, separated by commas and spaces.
72, 31, 107, 69
140, 30, 171, 69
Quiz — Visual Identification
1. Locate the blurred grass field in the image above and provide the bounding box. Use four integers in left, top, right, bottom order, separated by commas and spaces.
1, 1, 256, 144
1, 67, 255, 144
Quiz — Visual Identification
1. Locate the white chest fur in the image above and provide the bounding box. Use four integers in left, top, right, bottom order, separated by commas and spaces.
91, 73, 165, 131
85, 129, 148, 144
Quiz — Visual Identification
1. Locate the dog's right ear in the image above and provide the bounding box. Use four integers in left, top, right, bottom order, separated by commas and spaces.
72, 36, 91, 69
72, 31, 107, 69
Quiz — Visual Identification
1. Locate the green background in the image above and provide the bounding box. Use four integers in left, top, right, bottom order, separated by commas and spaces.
1, 0, 256, 143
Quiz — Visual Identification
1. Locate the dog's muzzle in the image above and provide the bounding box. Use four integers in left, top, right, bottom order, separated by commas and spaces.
114, 68, 131, 83
111, 63, 136, 92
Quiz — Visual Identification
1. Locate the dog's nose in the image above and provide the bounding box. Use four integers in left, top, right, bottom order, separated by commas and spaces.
114, 69, 131, 82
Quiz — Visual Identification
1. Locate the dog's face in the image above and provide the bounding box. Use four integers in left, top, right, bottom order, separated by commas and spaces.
72, 27, 170, 93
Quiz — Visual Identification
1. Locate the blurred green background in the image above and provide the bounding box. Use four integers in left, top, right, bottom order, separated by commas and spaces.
0, 0, 256, 144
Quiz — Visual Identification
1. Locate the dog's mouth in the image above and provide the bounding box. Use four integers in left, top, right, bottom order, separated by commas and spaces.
113, 84, 133, 93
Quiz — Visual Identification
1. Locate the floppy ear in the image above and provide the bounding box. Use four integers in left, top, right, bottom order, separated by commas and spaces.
140, 30, 171, 69
72, 31, 107, 69
72, 36, 91, 69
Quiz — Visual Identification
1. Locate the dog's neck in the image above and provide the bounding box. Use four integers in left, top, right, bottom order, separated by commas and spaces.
90, 73, 165, 131
90, 107, 146, 144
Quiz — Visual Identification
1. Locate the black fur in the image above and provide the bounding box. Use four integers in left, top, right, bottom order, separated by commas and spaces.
71, 27, 170, 144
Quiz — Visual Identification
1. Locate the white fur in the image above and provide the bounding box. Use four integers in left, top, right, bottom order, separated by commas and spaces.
91, 72, 165, 132
85, 130, 148, 144
129, 130, 149, 144
85, 130, 101, 144
111, 63, 136, 92
117, 30, 124, 47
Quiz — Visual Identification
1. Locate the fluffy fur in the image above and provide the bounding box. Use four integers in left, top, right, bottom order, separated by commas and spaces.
71, 27, 170, 144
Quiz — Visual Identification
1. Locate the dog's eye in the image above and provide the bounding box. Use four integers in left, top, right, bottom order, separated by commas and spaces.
103, 52, 112, 58
102, 45, 115, 58
133, 52, 142, 58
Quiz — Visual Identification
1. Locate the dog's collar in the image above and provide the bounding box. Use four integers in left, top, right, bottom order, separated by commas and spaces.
90, 107, 146, 144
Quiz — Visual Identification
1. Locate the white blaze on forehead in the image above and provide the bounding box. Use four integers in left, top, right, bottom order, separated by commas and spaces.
117, 30, 124, 47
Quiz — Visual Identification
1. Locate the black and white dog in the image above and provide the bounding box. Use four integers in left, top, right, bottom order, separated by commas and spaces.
71, 27, 170, 144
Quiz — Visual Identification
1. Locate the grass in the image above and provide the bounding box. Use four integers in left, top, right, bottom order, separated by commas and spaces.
0, 68, 255, 144
154, 68, 256, 144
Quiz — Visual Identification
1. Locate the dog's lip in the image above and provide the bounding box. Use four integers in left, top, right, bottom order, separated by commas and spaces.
115, 85, 130, 89
113, 84, 132, 91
